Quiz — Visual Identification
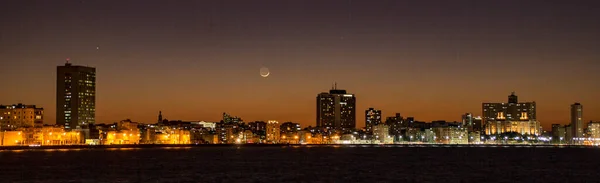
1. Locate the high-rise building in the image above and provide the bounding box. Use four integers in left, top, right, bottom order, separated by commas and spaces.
551, 124, 566, 144
0, 104, 44, 130
482, 92, 540, 135
461, 113, 473, 127
266, 120, 280, 143
565, 125, 573, 143
365, 108, 382, 133
472, 116, 483, 133
385, 113, 404, 137
56, 61, 96, 129
316, 84, 356, 132
463, 113, 484, 133
571, 103, 583, 142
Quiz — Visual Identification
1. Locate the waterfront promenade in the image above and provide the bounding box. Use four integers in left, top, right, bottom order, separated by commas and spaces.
0, 143, 595, 151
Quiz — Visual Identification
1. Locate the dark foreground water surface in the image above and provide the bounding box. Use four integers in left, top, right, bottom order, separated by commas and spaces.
0, 146, 598, 183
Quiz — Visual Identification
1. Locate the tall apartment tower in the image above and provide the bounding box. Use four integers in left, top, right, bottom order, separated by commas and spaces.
571, 103, 583, 142
365, 108, 382, 133
56, 60, 96, 130
316, 84, 356, 132
266, 120, 280, 143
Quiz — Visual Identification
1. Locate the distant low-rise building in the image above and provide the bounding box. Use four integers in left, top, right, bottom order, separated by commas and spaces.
485, 120, 541, 136
0, 104, 44, 130
150, 127, 190, 144
468, 131, 481, 144
100, 119, 142, 145
190, 121, 216, 129
433, 126, 467, 144
280, 122, 301, 134
372, 124, 393, 144
0, 131, 24, 146
39, 125, 83, 145
587, 121, 600, 144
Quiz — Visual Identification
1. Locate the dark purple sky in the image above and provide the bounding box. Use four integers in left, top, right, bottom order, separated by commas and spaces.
1, 0, 599, 130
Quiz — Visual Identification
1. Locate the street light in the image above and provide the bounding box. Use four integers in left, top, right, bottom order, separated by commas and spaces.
560, 137, 564, 144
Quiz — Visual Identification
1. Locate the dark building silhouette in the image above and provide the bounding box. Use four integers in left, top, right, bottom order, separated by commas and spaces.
571, 103, 583, 142
248, 121, 267, 133
158, 111, 163, 123
56, 60, 96, 129
551, 124, 566, 143
316, 84, 356, 132
385, 113, 404, 137
223, 112, 242, 124
280, 122, 301, 134
365, 108, 382, 133
462, 113, 483, 133
472, 117, 483, 133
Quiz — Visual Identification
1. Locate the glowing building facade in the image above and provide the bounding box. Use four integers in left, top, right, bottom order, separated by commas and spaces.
266, 120, 280, 143
483, 92, 540, 136
0, 104, 44, 130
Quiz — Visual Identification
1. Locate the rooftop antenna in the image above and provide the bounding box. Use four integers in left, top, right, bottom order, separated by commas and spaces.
65, 58, 72, 66
335, 82, 337, 90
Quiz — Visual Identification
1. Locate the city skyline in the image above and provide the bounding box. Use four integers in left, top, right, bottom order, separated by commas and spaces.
1, 1, 599, 130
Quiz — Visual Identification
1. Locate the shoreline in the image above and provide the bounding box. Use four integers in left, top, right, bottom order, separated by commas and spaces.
0, 143, 597, 151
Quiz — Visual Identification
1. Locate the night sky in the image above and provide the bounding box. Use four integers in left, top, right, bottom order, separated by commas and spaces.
1, 0, 599, 130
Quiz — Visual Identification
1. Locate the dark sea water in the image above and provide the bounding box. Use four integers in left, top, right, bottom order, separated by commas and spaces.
0, 146, 597, 183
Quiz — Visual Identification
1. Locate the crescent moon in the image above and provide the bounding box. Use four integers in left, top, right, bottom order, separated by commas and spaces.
260, 67, 270, 77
